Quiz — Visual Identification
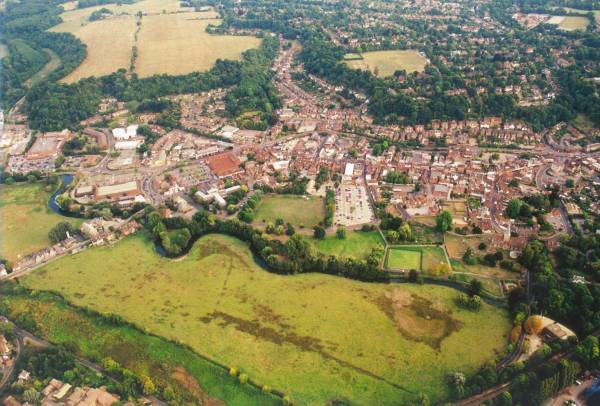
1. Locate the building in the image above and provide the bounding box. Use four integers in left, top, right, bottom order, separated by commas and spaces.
95, 180, 140, 202
207, 152, 243, 178
111, 125, 138, 140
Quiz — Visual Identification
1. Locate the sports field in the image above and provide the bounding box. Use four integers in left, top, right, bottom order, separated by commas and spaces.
52, 0, 259, 82
135, 13, 260, 78
0, 183, 81, 263
254, 194, 324, 227
386, 245, 449, 272
22, 233, 509, 405
312, 230, 384, 260
345, 50, 428, 77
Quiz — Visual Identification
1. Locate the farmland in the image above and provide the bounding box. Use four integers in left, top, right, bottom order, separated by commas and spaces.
253, 194, 324, 227
312, 230, 384, 260
135, 13, 261, 78
0, 182, 81, 263
52, 0, 259, 82
344, 50, 428, 77
22, 233, 509, 405
547, 15, 590, 31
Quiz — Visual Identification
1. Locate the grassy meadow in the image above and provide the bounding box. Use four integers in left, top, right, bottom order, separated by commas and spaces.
0, 290, 281, 406
254, 194, 324, 227
52, 0, 259, 82
22, 233, 509, 405
312, 230, 384, 260
345, 50, 428, 77
547, 15, 590, 31
0, 183, 81, 263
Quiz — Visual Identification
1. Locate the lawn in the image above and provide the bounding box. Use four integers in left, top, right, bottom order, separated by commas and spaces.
22, 233, 509, 405
445, 233, 493, 259
254, 194, 324, 227
135, 13, 260, 78
387, 247, 422, 270
345, 50, 428, 77
312, 230, 384, 260
0, 182, 82, 263
387, 245, 448, 273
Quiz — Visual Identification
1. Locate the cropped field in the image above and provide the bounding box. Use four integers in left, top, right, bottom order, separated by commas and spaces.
55, 15, 138, 82
312, 230, 384, 260
254, 194, 324, 227
22, 233, 509, 405
547, 15, 590, 30
345, 50, 428, 77
386, 245, 448, 272
0, 183, 81, 263
135, 13, 260, 78
52, 0, 258, 82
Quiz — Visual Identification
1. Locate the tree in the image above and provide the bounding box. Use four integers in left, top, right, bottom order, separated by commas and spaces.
48, 221, 75, 243
524, 315, 544, 335
436, 210, 453, 232
468, 278, 483, 296
506, 199, 524, 219
336, 226, 346, 239
575, 336, 600, 367
313, 225, 326, 239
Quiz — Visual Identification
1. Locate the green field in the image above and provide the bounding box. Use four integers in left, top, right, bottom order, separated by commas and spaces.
0, 182, 81, 263
386, 246, 448, 272
312, 230, 384, 260
345, 50, 428, 77
22, 233, 509, 405
0, 289, 281, 406
254, 194, 324, 227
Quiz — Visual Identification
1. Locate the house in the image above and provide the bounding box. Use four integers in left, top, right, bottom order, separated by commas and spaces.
111, 125, 138, 140
95, 181, 140, 203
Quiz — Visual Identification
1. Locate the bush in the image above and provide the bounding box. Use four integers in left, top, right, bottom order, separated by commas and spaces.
238, 373, 248, 384
229, 367, 238, 377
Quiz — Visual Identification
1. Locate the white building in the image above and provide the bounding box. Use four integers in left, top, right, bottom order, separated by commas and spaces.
112, 125, 139, 140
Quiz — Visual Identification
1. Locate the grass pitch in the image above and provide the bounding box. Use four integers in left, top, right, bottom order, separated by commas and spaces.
254, 194, 324, 227
345, 50, 428, 77
22, 233, 509, 405
0, 183, 81, 263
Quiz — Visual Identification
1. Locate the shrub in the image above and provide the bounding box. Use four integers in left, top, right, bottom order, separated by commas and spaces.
524, 315, 544, 335
238, 373, 248, 384
229, 367, 238, 377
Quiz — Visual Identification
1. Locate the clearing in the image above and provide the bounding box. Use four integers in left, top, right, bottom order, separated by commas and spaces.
253, 194, 324, 227
0, 182, 81, 263
345, 50, 428, 77
312, 230, 384, 260
22, 233, 509, 405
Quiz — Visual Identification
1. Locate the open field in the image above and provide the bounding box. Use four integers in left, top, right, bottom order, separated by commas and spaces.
52, 0, 258, 81
547, 15, 590, 30
312, 230, 384, 260
135, 13, 260, 78
0, 183, 82, 263
54, 15, 138, 82
25, 49, 61, 86
22, 233, 510, 405
254, 194, 324, 227
345, 50, 428, 77
1, 289, 281, 406
386, 245, 448, 272
563, 7, 600, 23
